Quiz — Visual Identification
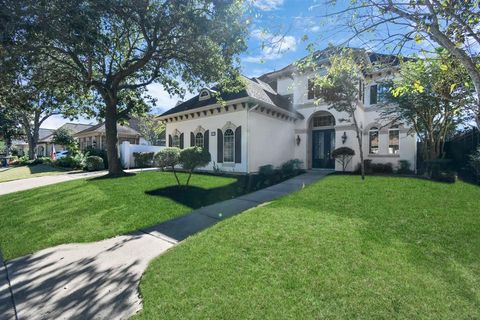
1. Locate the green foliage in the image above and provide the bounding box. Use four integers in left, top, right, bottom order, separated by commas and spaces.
469, 147, 480, 181
15, 0, 249, 173
55, 153, 88, 169
280, 159, 304, 177
83, 147, 108, 168
52, 128, 79, 155
383, 49, 471, 161
179, 147, 211, 186
85, 156, 105, 171
332, 147, 355, 172
0, 140, 6, 154
136, 115, 165, 146
397, 160, 413, 174
155, 148, 181, 169
133, 152, 155, 168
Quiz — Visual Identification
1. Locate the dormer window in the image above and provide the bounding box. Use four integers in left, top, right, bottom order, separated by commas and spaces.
199, 89, 211, 101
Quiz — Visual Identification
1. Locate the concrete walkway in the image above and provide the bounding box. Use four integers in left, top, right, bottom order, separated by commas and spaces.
0, 168, 159, 196
1, 170, 332, 320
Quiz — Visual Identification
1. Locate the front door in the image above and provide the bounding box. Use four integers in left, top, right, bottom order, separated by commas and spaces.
312, 129, 335, 169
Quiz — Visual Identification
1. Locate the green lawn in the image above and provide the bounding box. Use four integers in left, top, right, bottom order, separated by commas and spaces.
0, 164, 71, 183
135, 175, 480, 319
0, 171, 248, 260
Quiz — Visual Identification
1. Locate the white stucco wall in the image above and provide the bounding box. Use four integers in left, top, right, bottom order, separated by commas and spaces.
247, 110, 297, 172
165, 109, 248, 173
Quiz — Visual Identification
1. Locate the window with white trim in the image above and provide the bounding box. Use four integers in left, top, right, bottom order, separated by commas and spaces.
195, 132, 204, 148
388, 128, 400, 154
223, 129, 234, 162
369, 127, 379, 154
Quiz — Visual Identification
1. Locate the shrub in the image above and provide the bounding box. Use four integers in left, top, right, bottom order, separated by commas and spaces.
370, 162, 394, 174
363, 159, 373, 174
84, 147, 108, 168
332, 147, 355, 172
469, 147, 480, 180
179, 147, 211, 185
397, 160, 413, 174
55, 156, 76, 168
280, 159, 304, 177
133, 152, 155, 168
85, 156, 105, 171
431, 169, 457, 183
29, 157, 52, 166
155, 147, 181, 185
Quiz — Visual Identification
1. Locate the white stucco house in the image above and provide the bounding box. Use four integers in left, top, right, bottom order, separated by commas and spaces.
158, 48, 417, 173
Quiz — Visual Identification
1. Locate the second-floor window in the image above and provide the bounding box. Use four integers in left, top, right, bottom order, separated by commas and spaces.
308, 79, 321, 100
370, 83, 390, 105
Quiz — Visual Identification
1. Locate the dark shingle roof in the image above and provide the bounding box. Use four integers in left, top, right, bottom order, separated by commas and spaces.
160, 76, 301, 118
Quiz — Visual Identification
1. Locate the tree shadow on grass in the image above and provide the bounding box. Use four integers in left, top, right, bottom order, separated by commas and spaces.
145, 178, 249, 210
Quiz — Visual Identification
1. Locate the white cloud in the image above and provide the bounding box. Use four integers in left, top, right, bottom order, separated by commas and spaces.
244, 29, 296, 63
251, 0, 284, 11
310, 26, 321, 32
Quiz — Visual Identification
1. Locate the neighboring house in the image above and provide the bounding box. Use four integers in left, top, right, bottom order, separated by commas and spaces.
73, 122, 148, 151
11, 123, 96, 157
159, 47, 417, 173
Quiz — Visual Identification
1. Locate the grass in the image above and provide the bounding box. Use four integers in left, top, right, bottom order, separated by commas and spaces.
0, 164, 70, 183
0, 171, 249, 260
135, 175, 480, 319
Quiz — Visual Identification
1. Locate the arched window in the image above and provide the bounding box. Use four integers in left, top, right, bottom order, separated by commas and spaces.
369, 127, 379, 154
172, 135, 180, 148
388, 126, 400, 154
312, 114, 335, 127
195, 132, 204, 147
223, 129, 234, 162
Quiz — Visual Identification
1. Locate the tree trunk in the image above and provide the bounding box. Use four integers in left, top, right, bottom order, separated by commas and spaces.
104, 99, 124, 176
27, 126, 39, 160
352, 113, 365, 180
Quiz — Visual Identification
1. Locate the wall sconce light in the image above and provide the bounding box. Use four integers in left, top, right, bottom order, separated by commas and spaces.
342, 132, 347, 144
296, 135, 301, 146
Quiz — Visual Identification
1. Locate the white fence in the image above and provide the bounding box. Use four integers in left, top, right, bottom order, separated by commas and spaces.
119, 141, 165, 169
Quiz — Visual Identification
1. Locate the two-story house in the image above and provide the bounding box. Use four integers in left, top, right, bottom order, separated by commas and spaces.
157, 48, 417, 173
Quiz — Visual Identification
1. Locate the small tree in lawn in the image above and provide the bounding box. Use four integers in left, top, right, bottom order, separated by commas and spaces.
155, 148, 181, 185
313, 50, 367, 180
332, 147, 355, 172
179, 147, 211, 186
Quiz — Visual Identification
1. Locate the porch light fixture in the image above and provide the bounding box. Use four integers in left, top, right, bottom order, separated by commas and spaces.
342, 132, 347, 144
296, 135, 301, 146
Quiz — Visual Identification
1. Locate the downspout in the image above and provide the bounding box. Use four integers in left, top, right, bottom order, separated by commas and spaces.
246, 103, 259, 174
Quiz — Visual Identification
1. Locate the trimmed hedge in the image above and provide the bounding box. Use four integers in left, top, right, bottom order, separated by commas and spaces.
85, 156, 105, 171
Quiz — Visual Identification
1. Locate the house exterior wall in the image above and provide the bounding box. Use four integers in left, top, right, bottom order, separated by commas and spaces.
247, 110, 296, 172
165, 109, 249, 173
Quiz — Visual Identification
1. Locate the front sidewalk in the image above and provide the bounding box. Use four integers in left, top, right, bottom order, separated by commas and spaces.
1, 170, 332, 320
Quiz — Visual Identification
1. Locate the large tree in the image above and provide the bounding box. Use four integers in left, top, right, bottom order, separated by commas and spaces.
381, 49, 471, 162
15, 0, 248, 176
0, 57, 78, 159
320, 0, 480, 128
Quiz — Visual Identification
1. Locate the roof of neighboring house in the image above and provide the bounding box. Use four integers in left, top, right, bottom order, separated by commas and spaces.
160, 76, 302, 118
73, 123, 141, 137
40, 123, 96, 143
37, 128, 55, 143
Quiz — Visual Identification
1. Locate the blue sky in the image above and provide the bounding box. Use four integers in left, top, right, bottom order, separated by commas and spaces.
42, 0, 422, 129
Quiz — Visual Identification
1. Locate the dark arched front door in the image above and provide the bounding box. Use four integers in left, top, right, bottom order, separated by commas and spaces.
312, 129, 335, 169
